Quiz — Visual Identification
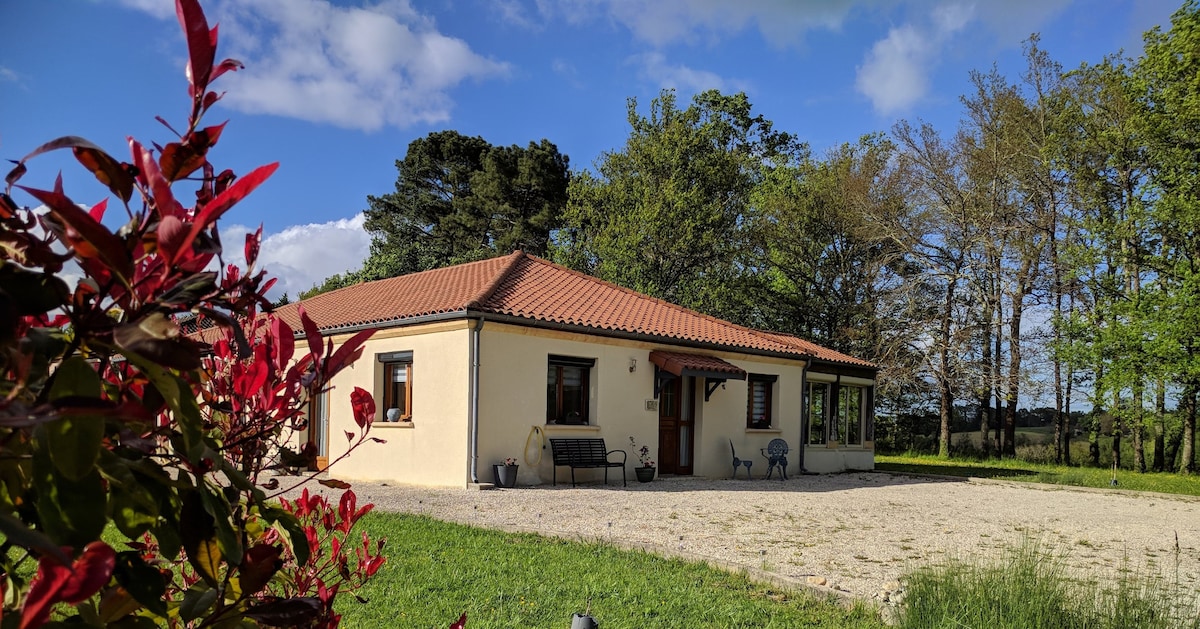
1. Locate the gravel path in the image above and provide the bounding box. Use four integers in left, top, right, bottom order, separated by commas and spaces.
287, 472, 1200, 601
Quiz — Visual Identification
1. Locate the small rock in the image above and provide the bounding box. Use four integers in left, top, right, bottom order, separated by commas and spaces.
884, 580, 901, 592
806, 576, 827, 586
880, 591, 891, 602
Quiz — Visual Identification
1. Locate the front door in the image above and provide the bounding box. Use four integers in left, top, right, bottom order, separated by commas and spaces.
658, 376, 695, 475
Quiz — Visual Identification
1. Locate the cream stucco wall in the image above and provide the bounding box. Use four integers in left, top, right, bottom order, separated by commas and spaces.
319, 321, 473, 488
313, 318, 874, 488
476, 323, 865, 484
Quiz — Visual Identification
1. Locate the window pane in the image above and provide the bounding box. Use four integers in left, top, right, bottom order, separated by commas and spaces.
748, 378, 771, 428
561, 366, 586, 423
845, 386, 862, 445
808, 383, 826, 445
546, 365, 558, 423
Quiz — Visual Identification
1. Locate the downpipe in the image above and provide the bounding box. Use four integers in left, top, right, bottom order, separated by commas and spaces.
468, 317, 484, 484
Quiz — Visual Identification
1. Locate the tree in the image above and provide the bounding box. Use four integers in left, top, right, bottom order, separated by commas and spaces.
748, 135, 924, 401
307, 131, 570, 297
1137, 0, 1200, 473
557, 89, 801, 322
0, 3, 390, 626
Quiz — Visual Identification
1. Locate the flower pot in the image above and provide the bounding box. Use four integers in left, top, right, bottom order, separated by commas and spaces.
571, 613, 599, 629
635, 466, 655, 483
492, 464, 518, 488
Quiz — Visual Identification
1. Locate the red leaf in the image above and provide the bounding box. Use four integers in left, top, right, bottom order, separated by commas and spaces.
72, 146, 134, 203
318, 478, 352, 490
450, 612, 467, 629
324, 328, 375, 380
245, 225, 262, 269
239, 544, 283, 597
210, 57, 245, 83
270, 315, 295, 372
176, 0, 214, 91
344, 431, 354, 442
298, 305, 323, 360
19, 185, 133, 282
135, 141, 184, 220
157, 215, 187, 264
349, 387, 374, 429
187, 162, 279, 239
59, 541, 116, 604
88, 197, 108, 222
20, 555, 71, 629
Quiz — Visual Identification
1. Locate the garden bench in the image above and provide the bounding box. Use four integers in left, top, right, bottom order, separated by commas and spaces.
549, 438, 627, 487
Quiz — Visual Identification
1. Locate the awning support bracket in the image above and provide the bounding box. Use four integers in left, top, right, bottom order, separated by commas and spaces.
654, 367, 676, 399
704, 378, 725, 402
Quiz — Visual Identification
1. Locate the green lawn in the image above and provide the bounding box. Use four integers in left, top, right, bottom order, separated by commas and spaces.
338, 513, 885, 629
876, 454, 1200, 497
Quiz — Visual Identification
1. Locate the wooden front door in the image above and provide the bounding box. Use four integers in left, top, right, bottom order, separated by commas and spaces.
658, 376, 695, 475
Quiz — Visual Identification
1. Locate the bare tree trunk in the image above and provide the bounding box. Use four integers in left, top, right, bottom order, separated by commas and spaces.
938, 280, 957, 458
1003, 270, 1032, 458
979, 293, 994, 457
1152, 379, 1166, 472
993, 272, 1005, 456
1064, 364, 1073, 466
1132, 381, 1146, 473
1111, 391, 1123, 470
1181, 380, 1197, 475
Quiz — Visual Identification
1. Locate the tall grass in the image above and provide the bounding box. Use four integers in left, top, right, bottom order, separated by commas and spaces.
898, 542, 1200, 629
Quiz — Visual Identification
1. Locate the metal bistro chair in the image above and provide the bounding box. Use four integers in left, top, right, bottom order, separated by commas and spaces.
761, 438, 789, 480
729, 439, 754, 479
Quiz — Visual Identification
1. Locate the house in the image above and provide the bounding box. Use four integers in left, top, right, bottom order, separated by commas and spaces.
261, 251, 877, 488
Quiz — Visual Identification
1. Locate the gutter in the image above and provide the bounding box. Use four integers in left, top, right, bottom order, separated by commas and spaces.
467, 317, 484, 484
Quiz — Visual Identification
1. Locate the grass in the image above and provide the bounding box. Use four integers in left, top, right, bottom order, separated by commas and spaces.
338, 512, 885, 629
898, 541, 1200, 629
876, 454, 1200, 497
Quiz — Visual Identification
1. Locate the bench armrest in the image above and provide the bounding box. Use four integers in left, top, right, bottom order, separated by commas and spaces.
607, 449, 627, 465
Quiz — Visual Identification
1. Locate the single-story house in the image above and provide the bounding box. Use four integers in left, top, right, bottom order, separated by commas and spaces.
265, 251, 877, 488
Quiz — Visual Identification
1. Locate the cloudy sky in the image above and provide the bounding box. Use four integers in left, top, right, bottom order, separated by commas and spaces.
0, 0, 1180, 298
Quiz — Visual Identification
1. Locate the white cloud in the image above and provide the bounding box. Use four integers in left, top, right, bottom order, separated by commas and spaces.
220, 213, 370, 299
119, 0, 510, 131
855, 3, 973, 115
0, 66, 18, 82
538, 0, 863, 47
630, 52, 746, 94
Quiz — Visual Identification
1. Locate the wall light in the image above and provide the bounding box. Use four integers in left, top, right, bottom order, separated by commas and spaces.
629, 358, 637, 373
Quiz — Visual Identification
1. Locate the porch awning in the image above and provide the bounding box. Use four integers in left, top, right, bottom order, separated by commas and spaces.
648, 350, 747, 381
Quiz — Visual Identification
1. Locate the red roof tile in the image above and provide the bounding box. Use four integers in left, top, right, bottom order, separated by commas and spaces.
199, 251, 874, 368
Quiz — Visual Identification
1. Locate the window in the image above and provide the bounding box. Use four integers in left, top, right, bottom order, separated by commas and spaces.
840, 385, 864, 446
746, 374, 776, 429
807, 382, 828, 444
378, 351, 413, 422
547, 355, 593, 424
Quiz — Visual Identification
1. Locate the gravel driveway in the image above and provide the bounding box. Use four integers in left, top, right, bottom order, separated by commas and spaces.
289, 471, 1200, 601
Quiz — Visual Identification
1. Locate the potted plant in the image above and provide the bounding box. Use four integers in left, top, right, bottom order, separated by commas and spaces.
493, 457, 519, 488
629, 437, 656, 482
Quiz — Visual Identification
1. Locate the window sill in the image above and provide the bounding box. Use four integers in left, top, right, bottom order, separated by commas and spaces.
745, 428, 782, 434
374, 421, 415, 429
543, 424, 601, 433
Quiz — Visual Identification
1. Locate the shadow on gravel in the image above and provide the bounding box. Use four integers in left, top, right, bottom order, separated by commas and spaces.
519, 468, 976, 493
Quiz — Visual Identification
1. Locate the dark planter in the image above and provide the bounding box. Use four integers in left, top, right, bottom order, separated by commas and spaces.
492, 464, 518, 488
635, 466, 655, 483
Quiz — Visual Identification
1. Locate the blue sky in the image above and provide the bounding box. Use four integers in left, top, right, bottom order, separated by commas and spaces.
0, 0, 1181, 299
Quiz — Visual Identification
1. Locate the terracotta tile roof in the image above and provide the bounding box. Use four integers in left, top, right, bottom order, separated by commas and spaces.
195, 251, 874, 368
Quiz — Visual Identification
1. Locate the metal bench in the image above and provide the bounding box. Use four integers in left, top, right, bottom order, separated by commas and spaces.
549, 438, 627, 487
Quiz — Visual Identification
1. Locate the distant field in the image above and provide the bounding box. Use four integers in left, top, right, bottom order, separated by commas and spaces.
876, 454, 1200, 497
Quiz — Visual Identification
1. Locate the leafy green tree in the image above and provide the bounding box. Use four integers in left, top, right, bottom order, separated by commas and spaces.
312, 131, 570, 296
748, 135, 923, 400
556, 89, 801, 322
1137, 0, 1200, 473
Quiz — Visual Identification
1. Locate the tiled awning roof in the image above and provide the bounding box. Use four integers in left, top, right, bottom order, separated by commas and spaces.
649, 350, 747, 380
